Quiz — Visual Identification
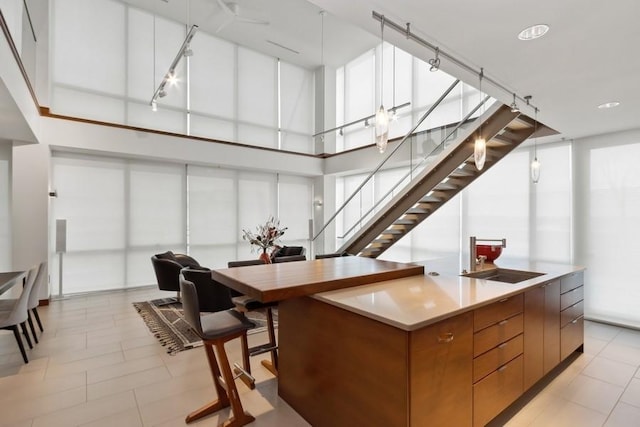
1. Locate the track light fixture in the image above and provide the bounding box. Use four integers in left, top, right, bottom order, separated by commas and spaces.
510, 93, 520, 113
428, 47, 441, 72
150, 24, 198, 110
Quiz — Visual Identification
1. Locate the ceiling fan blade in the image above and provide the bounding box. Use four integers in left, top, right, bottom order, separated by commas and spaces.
235, 16, 269, 25
214, 0, 236, 17
215, 14, 234, 33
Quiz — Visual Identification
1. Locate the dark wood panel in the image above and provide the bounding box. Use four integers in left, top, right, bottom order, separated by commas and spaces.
278, 297, 409, 427
474, 313, 524, 357
474, 333, 523, 383
474, 294, 524, 332
524, 285, 545, 390
410, 311, 473, 427
560, 285, 584, 311
212, 257, 424, 302
473, 355, 524, 427
561, 300, 584, 328
560, 271, 584, 293
561, 316, 585, 360
543, 280, 561, 375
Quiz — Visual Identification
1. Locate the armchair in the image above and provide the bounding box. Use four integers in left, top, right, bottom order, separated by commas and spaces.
270, 245, 306, 262
151, 251, 202, 303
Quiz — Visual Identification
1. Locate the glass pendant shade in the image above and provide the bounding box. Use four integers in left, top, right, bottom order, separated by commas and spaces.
531, 157, 541, 183
474, 137, 486, 170
375, 105, 390, 153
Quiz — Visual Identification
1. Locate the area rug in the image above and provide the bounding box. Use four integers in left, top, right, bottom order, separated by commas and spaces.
133, 298, 277, 355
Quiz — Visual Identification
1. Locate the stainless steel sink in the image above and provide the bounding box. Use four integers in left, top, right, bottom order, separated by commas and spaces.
462, 268, 544, 284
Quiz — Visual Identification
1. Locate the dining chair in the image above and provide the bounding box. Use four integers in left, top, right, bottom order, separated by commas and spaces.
227, 259, 279, 376
180, 276, 256, 426
0, 264, 39, 363
181, 266, 255, 390
26, 261, 47, 343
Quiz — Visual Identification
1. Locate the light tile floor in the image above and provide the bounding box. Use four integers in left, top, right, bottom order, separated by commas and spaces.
0, 287, 638, 426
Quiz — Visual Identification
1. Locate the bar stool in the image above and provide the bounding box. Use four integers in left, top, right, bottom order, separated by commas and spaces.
227, 260, 279, 376
180, 276, 256, 426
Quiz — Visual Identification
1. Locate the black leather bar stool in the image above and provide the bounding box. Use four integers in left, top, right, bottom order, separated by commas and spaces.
180, 276, 256, 426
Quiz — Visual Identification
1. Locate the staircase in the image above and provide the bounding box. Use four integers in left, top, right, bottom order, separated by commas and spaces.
337, 102, 551, 258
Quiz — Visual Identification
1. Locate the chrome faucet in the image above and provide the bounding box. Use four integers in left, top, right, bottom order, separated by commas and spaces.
469, 236, 507, 272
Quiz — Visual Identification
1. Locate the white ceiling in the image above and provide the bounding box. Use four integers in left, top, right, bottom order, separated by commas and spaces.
3, 0, 638, 146
126, 0, 640, 143
310, 0, 640, 142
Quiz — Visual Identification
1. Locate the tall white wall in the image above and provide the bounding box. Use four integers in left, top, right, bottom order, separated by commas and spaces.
12, 142, 49, 297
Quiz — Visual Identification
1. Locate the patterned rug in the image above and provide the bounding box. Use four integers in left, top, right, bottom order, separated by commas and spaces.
133, 298, 277, 355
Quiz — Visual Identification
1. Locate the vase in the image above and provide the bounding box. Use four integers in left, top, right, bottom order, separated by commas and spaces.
259, 248, 272, 264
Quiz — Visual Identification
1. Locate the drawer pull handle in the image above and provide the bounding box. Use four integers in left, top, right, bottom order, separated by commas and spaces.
498, 364, 508, 372
437, 333, 454, 343
499, 298, 509, 303
570, 301, 582, 309
498, 342, 508, 349
498, 320, 509, 326
571, 319, 579, 324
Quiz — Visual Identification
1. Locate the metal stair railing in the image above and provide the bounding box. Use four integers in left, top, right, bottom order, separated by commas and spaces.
312, 78, 462, 244
336, 94, 491, 241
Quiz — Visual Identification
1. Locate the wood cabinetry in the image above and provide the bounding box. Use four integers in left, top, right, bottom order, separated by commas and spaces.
472, 295, 524, 427
523, 279, 560, 390
279, 297, 473, 427
410, 312, 473, 427
560, 272, 584, 360
278, 270, 584, 427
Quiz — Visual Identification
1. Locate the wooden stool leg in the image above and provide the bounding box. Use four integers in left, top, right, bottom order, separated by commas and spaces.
234, 333, 256, 390
215, 339, 255, 427
185, 343, 230, 424
260, 308, 278, 376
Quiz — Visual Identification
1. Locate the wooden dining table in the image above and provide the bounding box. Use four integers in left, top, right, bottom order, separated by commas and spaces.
0, 271, 26, 296
211, 256, 424, 303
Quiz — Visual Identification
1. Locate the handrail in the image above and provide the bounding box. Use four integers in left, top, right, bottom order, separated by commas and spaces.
312, 78, 461, 241
0, 9, 39, 109
336, 94, 491, 239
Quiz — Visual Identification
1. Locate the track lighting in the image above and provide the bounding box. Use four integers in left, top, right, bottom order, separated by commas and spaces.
149, 25, 198, 110
428, 47, 440, 72
510, 93, 520, 113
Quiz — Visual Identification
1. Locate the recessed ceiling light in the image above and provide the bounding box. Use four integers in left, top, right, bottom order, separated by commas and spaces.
597, 101, 621, 109
518, 24, 550, 41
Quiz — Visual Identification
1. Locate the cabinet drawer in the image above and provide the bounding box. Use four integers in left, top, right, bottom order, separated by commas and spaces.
561, 300, 584, 328
561, 316, 584, 360
474, 333, 523, 383
473, 354, 524, 427
474, 294, 524, 332
474, 313, 524, 357
560, 272, 584, 293
560, 286, 583, 310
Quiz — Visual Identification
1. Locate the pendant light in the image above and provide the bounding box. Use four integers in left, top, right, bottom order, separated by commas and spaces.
474, 68, 486, 170
375, 16, 390, 153
531, 107, 541, 183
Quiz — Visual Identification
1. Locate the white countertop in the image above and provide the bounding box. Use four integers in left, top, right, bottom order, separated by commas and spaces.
314, 257, 585, 331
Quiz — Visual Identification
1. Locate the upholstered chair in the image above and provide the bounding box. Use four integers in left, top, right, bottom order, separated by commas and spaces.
180, 276, 255, 426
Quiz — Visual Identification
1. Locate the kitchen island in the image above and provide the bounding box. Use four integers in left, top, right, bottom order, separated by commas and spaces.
278, 259, 584, 427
